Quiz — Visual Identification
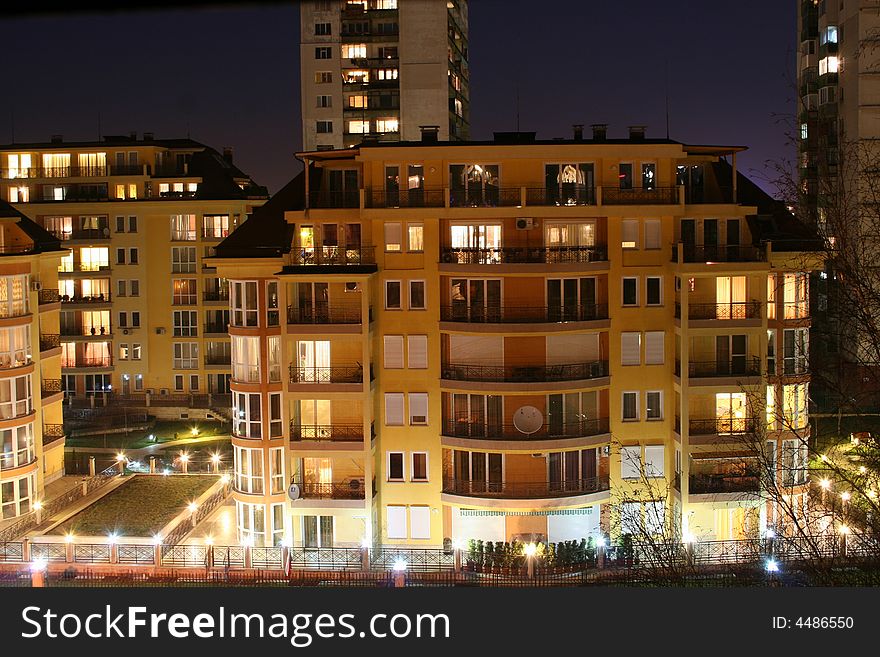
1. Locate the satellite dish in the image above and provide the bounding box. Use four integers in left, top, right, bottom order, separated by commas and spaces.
513, 406, 543, 435
287, 482, 301, 501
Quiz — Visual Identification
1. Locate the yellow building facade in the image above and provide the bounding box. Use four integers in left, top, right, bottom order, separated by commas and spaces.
0, 200, 65, 522
0, 136, 266, 413
215, 128, 818, 548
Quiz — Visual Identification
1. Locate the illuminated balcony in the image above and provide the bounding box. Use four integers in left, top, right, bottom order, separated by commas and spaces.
288, 364, 366, 384
442, 417, 610, 441
672, 244, 766, 264
674, 301, 761, 321
440, 245, 607, 265
441, 361, 608, 383
440, 304, 608, 324
675, 357, 761, 379
442, 476, 609, 499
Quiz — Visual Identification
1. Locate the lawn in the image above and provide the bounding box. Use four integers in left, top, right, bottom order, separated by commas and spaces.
49, 475, 219, 537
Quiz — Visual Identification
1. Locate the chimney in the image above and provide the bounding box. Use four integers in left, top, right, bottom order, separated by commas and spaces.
419, 125, 440, 143
573, 124, 584, 141
590, 124, 608, 141
223, 147, 234, 164
628, 125, 647, 141
50, 134, 63, 144
143, 132, 154, 141
129, 131, 137, 140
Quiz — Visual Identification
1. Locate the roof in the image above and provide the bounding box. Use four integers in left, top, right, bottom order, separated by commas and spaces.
0, 136, 207, 150
187, 148, 268, 201
0, 199, 66, 255
213, 171, 303, 258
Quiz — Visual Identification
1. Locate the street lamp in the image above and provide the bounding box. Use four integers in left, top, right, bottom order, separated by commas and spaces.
524, 542, 537, 579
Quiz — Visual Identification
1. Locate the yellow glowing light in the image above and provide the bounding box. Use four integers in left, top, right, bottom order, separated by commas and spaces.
205, 536, 214, 546
839, 525, 850, 535
180, 453, 190, 463
152, 534, 163, 546
859, 466, 867, 474
820, 454, 829, 463
220, 474, 230, 484
211, 454, 222, 464
64, 532, 75, 544
819, 478, 832, 490
33, 500, 43, 511
869, 490, 878, 500
190, 427, 199, 437
841, 491, 851, 502
524, 543, 537, 557
115, 453, 126, 462
187, 502, 198, 513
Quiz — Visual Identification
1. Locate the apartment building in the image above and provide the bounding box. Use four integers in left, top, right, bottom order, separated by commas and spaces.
214, 126, 821, 548
0, 135, 267, 412
0, 200, 65, 522
300, 0, 469, 151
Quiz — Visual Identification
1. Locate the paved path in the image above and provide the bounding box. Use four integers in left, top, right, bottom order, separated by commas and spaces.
66, 434, 231, 458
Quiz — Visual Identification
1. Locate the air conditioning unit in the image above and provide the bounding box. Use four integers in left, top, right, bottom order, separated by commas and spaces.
516, 217, 536, 230
156, 327, 166, 335
31, 281, 43, 292
122, 329, 130, 335
344, 282, 361, 292
159, 388, 169, 396
411, 415, 427, 424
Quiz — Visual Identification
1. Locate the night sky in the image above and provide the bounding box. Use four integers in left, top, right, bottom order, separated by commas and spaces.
2, 1, 795, 195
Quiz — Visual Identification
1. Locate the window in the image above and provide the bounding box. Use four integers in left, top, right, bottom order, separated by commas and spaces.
409, 280, 425, 309
315, 22, 331, 35
821, 25, 838, 44
341, 43, 366, 58
131, 311, 140, 327
317, 95, 332, 108
202, 214, 229, 238
129, 248, 138, 264
303, 515, 334, 548
783, 383, 809, 429
231, 335, 260, 382
267, 336, 281, 383
621, 219, 638, 249
316, 120, 333, 134
411, 453, 428, 481
620, 445, 641, 478
173, 310, 198, 337
115, 216, 125, 233
783, 328, 809, 375
170, 214, 196, 241
621, 332, 641, 366
646, 391, 662, 421
387, 452, 404, 481
348, 94, 368, 108
622, 278, 638, 306
0, 472, 35, 518
384, 335, 404, 369
173, 342, 199, 369
646, 277, 661, 305
234, 446, 263, 493
645, 331, 664, 365
641, 163, 656, 190
375, 118, 399, 133
0, 276, 29, 319
231, 281, 258, 327
130, 280, 139, 297
622, 392, 639, 421
818, 56, 839, 75
174, 374, 184, 391
315, 46, 332, 59
132, 344, 142, 360
233, 392, 262, 438
618, 163, 633, 189
0, 375, 32, 420
119, 344, 129, 360
0, 326, 30, 368
767, 274, 776, 320
386, 506, 407, 539
116, 248, 126, 265
407, 223, 424, 251
385, 281, 401, 309
172, 246, 196, 273
385, 393, 404, 426
407, 335, 428, 369
644, 219, 661, 249
172, 279, 197, 305
384, 222, 402, 251
315, 71, 333, 84
409, 392, 428, 425
347, 120, 369, 134
269, 392, 282, 437
644, 445, 665, 477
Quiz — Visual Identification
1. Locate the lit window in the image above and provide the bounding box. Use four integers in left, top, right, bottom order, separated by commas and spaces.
348, 94, 368, 108
375, 118, 399, 133
347, 120, 370, 134
341, 43, 367, 59
343, 69, 369, 84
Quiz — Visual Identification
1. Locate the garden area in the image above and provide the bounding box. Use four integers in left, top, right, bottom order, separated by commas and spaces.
48, 475, 219, 537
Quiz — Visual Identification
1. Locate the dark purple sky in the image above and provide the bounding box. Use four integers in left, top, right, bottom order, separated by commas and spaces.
3, 1, 795, 195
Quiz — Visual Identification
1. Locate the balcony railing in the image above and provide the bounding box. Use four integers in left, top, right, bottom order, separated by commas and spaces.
65, 358, 112, 368
42, 424, 65, 446
60, 326, 111, 337
289, 364, 364, 384
440, 304, 608, 324
672, 244, 766, 263
602, 186, 679, 205
689, 472, 760, 494
286, 246, 376, 267
61, 293, 111, 304
449, 187, 521, 208
525, 187, 595, 206
204, 354, 231, 366
441, 361, 609, 383
676, 301, 761, 320
109, 164, 144, 176
39, 334, 60, 351
203, 322, 229, 334
50, 228, 111, 241
688, 417, 757, 436
442, 417, 610, 440
296, 481, 366, 500
203, 291, 230, 302
675, 357, 761, 379
1, 166, 109, 179
440, 245, 607, 265
781, 303, 810, 320
41, 379, 63, 397
308, 190, 360, 209
38, 289, 61, 305
287, 305, 363, 324
442, 476, 610, 499
365, 188, 445, 208
290, 423, 365, 442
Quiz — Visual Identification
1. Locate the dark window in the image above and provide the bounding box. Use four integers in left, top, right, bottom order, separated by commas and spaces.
388, 452, 404, 480
646, 277, 661, 305
315, 46, 332, 59
619, 163, 633, 189
623, 278, 638, 306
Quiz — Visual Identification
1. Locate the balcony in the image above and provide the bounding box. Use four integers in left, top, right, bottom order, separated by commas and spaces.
295, 481, 366, 500
602, 186, 679, 205
41, 379, 63, 398
780, 303, 810, 320
442, 476, 610, 499
61, 325, 110, 338
39, 334, 61, 352
672, 244, 766, 263
525, 187, 595, 206
1, 166, 109, 179
675, 357, 761, 379
448, 187, 521, 208
64, 357, 112, 369
440, 304, 608, 324
290, 423, 366, 442
109, 164, 144, 176
289, 364, 364, 384
59, 264, 111, 273
204, 353, 231, 366
689, 472, 760, 495
60, 293, 111, 305
440, 245, 607, 265
38, 289, 61, 305
50, 228, 111, 241
443, 417, 610, 441
285, 246, 376, 268
42, 424, 65, 446
675, 301, 761, 320
203, 291, 230, 303
364, 188, 445, 208
203, 322, 229, 335
441, 361, 609, 383
308, 190, 360, 209
687, 417, 757, 436
287, 305, 363, 324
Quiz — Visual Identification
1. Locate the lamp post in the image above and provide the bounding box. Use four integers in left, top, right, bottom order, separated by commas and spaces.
524, 542, 537, 579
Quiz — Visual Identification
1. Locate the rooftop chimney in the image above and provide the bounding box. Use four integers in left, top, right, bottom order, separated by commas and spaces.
628, 125, 647, 141
419, 125, 440, 143
143, 132, 154, 141
590, 124, 608, 141
573, 124, 584, 141
223, 147, 234, 164
50, 134, 63, 144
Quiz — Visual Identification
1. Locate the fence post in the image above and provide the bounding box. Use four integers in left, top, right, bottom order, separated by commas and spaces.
82, 478, 88, 496
153, 544, 162, 567
110, 541, 119, 564
361, 546, 371, 572
149, 457, 156, 474
597, 543, 605, 569
454, 546, 461, 573
839, 532, 848, 558
31, 565, 46, 588
89, 456, 96, 477
686, 541, 696, 566
207, 546, 215, 569
244, 544, 253, 569
393, 570, 405, 588
21, 538, 30, 563
65, 539, 74, 563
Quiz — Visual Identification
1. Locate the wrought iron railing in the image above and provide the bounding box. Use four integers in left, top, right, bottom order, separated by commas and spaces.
525, 187, 595, 206
442, 417, 610, 440
41, 379, 63, 397
308, 190, 360, 208
290, 423, 365, 441
372, 547, 455, 572
289, 364, 364, 384
287, 305, 363, 324
781, 302, 810, 320
441, 245, 607, 265
677, 301, 761, 320
449, 187, 521, 208
364, 188, 445, 208
42, 424, 65, 445
689, 472, 761, 494
443, 476, 610, 498
38, 289, 61, 304
672, 243, 766, 263
39, 334, 60, 351
440, 304, 608, 323
203, 322, 228, 334
203, 291, 229, 302
441, 361, 609, 383
675, 357, 761, 378
296, 481, 367, 500
687, 417, 757, 436
61, 293, 111, 304
286, 246, 376, 267
602, 186, 679, 205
